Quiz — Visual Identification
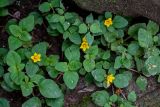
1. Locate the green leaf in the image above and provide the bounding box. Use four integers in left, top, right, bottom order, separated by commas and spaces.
8, 63, 25, 73
69, 32, 81, 44
30, 74, 45, 84
145, 47, 160, 57
79, 68, 86, 75
63, 31, 70, 39
102, 51, 110, 60
86, 13, 94, 24
17, 48, 28, 60
122, 58, 132, 69
136, 76, 147, 91
147, 20, 159, 35
113, 16, 128, 28
96, 61, 103, 69
104, 103, 111, 107
145, 56, 160, 75
3, 73, 19, 90
86, 45, 99, 57
102, 61, 110, 70
19, 31, 32, 42
128, 23, 146, 37
46, 14, 60, 23
68, 25, 78, 33
86, 32, 94, 45
19, 15, 35, 32
46, 66, 59, 79
25, 61, 39, 77
22, 97, 41, 107
55, 23, 64, 33
114, 74, 131, 88
83, 59, 95, 72
29, 12, 43, 25
127, 42, 140, 56
0, 0, 15, 7
63, 21, 70, 31
6, 51, 21, 66
0, 66, 4, 77
63, 71, 79, 89
73, 18, 81, 26
127, 91, 137, 102
39, 2, 51, 13
46, 96, 64, 107
121, 101, 136, 107
105, 12, 112, 19
138, 28, 153, 48
39, 79, 62, 98
104, 31, 117, 43
9, 25, 22, 37
56, 8, 64, 15
91, 69, 106, 82
44, 55, 59, 66
10, 70, 25, 85
68, 60, 82, 71
49, 0, 60, 7
21, 81, 34, 96
64, 12, 77, 23
8, 36, 22, 50
47, 27, 58, 36
135, 57, 144, 72
79, 23, 88, 34
1, 81, 14, 92
109, 94, 118, 103
32, 42, 48, 55
0, 98, 10, 107
0, 8, 9, 16
114, 56, 122, 69
90, 21, 102, 33
91, 90, 109, 107
64, 45, 80, 61
62, 40, 71, 51
55, 62, 68, 72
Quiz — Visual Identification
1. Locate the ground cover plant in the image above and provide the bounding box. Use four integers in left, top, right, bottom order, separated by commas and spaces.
0, 0, 160, 107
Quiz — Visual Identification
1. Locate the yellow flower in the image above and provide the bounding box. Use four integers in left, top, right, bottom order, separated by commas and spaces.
80, 36, 90, 52
104, 18, 113, 27
80, 41, 89, 52
105, 74, 115, 86
31, 52, 41, 63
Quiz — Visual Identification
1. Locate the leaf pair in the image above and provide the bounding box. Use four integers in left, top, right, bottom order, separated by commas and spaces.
8, 15, 35, 50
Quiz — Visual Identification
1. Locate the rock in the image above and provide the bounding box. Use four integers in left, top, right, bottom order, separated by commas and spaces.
126, 73, 160, 107
71, 0, 160, 24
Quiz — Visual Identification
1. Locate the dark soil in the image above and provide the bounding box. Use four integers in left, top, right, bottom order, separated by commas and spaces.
0, 89, 25, 107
